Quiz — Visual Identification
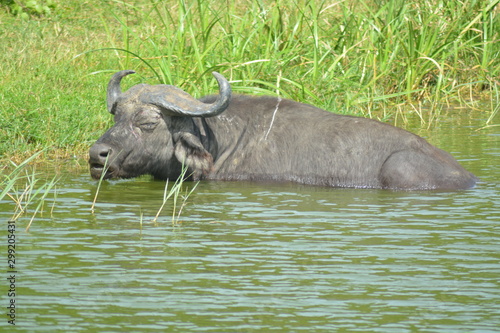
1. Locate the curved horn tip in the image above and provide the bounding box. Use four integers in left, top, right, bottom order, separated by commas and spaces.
113, 69, 136, 78
211, 71, 226, 81
211, 72, 231, 92
107, 70, 136, 114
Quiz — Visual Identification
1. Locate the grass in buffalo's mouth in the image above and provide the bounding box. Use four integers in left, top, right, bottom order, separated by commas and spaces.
91, 154, 111, 214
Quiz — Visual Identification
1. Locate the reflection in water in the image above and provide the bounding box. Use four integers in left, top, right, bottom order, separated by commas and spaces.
1, 114, 499, 332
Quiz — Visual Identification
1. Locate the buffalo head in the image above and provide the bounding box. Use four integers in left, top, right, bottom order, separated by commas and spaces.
89, 70, 231, 180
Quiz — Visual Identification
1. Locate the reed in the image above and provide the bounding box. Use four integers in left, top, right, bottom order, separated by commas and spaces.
1, 152, 58, 230
1, 152, 41, 202
152, 164, 199, 226
90, 154, 110, 214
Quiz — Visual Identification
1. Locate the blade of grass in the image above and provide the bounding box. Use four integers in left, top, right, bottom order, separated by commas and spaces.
91, 154, 110, 214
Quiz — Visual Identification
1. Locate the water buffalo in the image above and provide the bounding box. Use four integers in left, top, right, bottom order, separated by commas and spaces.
89, 70, 477, 190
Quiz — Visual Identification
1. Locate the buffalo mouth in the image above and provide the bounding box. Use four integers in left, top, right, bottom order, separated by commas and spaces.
89, 163, 115, 180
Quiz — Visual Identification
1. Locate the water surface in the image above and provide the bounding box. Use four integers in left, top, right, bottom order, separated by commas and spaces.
1, 111, 499, 332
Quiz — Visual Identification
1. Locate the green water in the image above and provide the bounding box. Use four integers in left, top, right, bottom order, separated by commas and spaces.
1, 112, 499, 332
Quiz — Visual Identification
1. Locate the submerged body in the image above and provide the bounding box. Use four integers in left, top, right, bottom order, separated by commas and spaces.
197, 95, 476, 189
89, 71, 477, 190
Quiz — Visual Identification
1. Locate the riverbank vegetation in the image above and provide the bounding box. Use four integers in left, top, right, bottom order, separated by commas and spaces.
1, 0, 499, 164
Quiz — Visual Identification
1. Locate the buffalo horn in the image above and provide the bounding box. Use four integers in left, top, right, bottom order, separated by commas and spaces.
140, 72, 232, 118
107, 70, 136, 113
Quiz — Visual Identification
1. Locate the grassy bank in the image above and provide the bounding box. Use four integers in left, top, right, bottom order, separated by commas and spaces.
0, 0, 499, 164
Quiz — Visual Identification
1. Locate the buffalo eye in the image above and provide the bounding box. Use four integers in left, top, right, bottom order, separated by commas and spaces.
134, 110, 161, 132
139, 122, 158, 131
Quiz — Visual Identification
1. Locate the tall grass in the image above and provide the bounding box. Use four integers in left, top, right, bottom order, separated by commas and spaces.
0, 0, 498, 162
88, 0, 499, 122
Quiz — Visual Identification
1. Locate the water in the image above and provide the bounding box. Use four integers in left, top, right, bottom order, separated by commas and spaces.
1, 111, 499, 332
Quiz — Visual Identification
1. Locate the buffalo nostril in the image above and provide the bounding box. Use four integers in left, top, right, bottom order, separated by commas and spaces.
89, 143, 114, 166
99, 149, 111, 158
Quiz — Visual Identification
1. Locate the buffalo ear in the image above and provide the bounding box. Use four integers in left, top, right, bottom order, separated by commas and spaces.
173, 132, 213, 180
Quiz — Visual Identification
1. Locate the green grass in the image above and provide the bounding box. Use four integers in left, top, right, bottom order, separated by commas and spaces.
152, 164, 199, 226
0, 0, 499, 163
1, 151, 58, 229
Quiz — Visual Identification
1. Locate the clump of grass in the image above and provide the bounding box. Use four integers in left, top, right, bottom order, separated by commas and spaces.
1, 152, 40, 202
1, 152, 58, 230
152, 165, 199, 226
